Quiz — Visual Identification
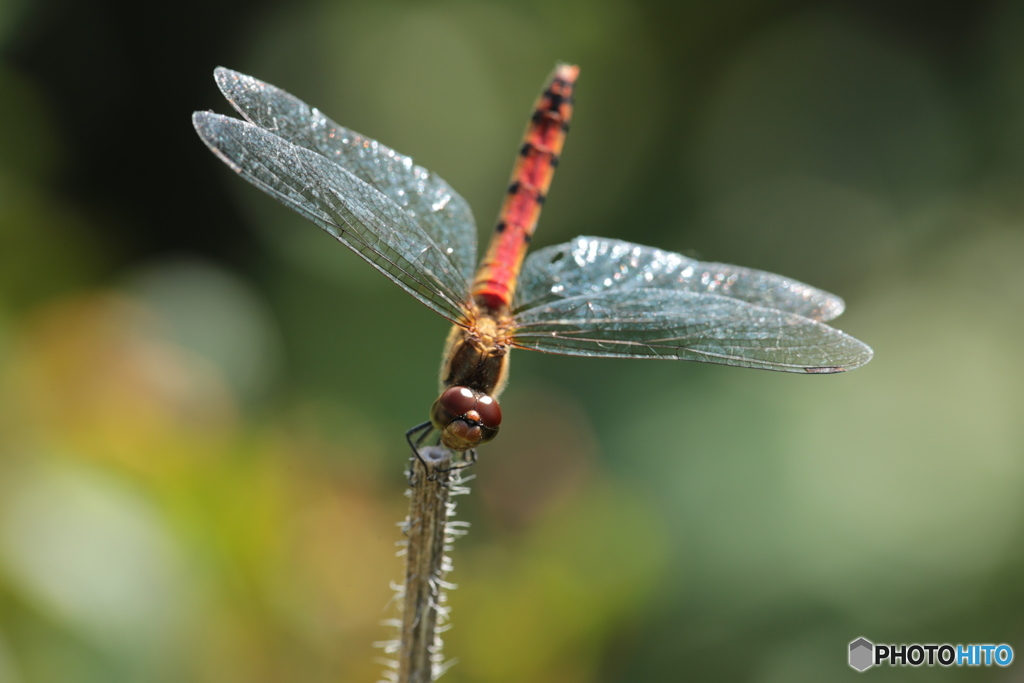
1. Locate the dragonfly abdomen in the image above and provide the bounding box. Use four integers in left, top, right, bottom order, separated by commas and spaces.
472, 63, 579, 312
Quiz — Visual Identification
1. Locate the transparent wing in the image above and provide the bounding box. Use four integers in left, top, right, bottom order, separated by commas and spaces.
193, 112, 471, 324
515, 236, 845, 322
510, 289, 872, 373
212, 68, 478, 285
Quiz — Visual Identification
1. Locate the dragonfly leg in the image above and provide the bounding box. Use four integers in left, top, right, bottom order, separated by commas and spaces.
437, 448, 478, 474
405, 421, 435, 484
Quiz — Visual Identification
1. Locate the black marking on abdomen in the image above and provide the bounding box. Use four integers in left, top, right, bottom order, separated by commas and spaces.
520, 140, 560, 163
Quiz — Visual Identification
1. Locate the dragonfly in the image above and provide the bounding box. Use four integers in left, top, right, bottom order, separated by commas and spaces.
193, 65, 873, 462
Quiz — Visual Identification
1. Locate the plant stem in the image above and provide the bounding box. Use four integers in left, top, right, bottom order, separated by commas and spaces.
381, 447, 470, 683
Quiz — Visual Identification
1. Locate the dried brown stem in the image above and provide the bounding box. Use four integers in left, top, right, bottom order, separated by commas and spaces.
378, 447, 470, 683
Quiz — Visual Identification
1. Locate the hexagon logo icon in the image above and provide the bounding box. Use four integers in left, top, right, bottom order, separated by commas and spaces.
849, 637, 874, 671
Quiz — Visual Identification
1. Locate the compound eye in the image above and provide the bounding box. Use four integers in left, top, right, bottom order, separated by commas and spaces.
438, 386, 477, 418
430, 387, 502, 451
474, 394, 502, 429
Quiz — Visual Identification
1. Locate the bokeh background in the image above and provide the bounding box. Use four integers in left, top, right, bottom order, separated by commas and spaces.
2, 0, 1023, 681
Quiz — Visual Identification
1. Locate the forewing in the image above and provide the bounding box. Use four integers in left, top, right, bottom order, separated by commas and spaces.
510, 289, 873, 373
212, 68, 478, 285
516, 236, 845, 322
193, 112, 471, 324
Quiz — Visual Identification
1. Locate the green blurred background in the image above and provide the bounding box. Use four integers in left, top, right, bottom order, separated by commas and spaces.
1, 0, 1023, 681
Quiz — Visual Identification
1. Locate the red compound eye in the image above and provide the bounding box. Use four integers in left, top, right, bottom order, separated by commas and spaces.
430, 387, 503, 450
474, 394, 502, 429
438, 386, 477, 418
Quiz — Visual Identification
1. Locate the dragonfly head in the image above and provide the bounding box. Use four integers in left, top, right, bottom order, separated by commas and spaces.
430, 386, 502, 451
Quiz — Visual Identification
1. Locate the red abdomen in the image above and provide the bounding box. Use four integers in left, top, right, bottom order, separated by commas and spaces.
472, 64, 579, 312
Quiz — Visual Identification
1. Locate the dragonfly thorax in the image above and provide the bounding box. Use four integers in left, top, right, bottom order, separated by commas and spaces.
439, 319, 511, 396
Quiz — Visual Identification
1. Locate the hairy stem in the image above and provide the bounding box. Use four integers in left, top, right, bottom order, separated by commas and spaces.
380, 447, 470, 683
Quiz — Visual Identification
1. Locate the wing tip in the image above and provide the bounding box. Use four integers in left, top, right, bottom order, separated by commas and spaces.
192, 110, 229, 135
214, 67, 248, 99
213, 66, 246, 85
213, 66, 244, 97
804, 340, 874, 374
817, 296, 846, 322
191, 112, 253, 175
192, 110, 221, 138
